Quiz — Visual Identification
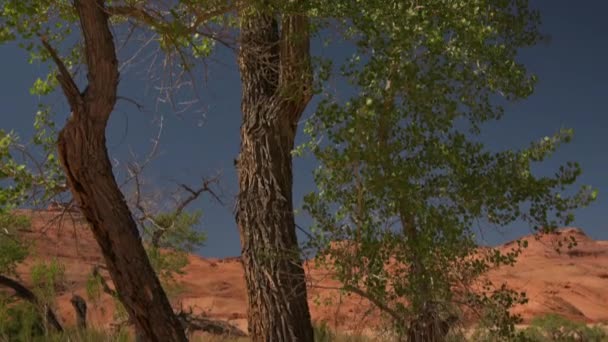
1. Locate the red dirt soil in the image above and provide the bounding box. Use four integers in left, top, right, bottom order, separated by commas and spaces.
5, 209, 608, 336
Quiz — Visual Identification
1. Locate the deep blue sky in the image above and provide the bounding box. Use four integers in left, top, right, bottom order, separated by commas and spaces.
1, 1, 607, 257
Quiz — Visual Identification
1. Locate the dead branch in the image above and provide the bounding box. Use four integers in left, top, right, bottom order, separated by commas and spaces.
176, 174, 224, 214
109, 301, 247, 338
175, 306, 247, 337
127, 162, 223, 248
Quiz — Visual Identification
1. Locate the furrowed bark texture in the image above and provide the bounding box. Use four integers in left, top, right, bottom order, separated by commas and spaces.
53, 1, 186, 341
235, 9, 314, 342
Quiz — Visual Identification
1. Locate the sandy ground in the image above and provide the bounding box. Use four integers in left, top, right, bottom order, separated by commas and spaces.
5, 209, 608, 336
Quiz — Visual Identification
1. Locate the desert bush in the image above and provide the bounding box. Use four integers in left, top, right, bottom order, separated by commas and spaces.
30, 258, 66, 305
521, 314, 608, 342
0, 212, 30, 276
313, 321, 370, 342
0, 300, 44, 341
42, 327, 131, 342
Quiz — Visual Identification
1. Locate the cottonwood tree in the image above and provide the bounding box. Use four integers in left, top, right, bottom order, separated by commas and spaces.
234, 4, 316, 341
86, 4, 318, 337
71, 1, 584, 341
95, 2, 316, 340
0, 1, 188, 340
7, 2, 592, 342
301, 1, 596, 341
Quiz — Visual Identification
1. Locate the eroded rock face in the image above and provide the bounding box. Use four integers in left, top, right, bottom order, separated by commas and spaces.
11, 210, 608, 336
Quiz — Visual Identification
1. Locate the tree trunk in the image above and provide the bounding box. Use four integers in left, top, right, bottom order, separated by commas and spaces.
47, 1, 186, 341
400, 210, 450, 342
235, 8, 314, 342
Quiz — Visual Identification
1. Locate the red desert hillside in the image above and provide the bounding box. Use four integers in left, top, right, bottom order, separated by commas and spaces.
5, 209, 608, 336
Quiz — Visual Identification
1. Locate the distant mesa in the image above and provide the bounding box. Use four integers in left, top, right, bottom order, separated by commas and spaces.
9, 210, 608, 334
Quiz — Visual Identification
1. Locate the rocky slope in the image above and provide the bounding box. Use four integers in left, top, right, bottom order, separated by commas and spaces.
5, 209, 608, 336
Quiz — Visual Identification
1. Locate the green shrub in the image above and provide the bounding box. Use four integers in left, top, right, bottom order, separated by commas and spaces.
314, 321, 334, 342
0, 212, 30, 275
30, 258, 66, 309
42, 327, 131, 342
0, 299, 45, 341
313, 321, 370, 342
521, 314, 608, 342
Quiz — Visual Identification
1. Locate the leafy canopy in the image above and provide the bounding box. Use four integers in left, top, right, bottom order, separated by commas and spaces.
301, 0, 596, 339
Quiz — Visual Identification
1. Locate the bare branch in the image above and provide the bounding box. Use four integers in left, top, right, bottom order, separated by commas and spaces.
106, 6, 163, 29
176, 175, 224, 215
175, 305, 247, 337
311, 282, 402, 325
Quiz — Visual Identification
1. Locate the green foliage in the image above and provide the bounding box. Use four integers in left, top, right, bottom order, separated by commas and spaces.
30, 258, 66, 308
85, 270, 103, 306
112, 296, 129, 323
146, 210, 206, 252
0, 125, 65, 209
0, 0, 80, 101
314, 321, 334, 342
0, 298, 45, 341
143, 210, 205, 297
143, 210, 205, 275
0, 259, 65, 341
0, 211, 30, 275
302, 0, 596, 339
0, 296, 131, 342
313, 321, 371, 342
83, 209, 206, 316
521, 314, 608, 342
0, 131, 34, 206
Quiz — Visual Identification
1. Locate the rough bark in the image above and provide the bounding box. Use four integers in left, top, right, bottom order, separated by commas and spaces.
45, 1, 187, 341
0, 275, 63, 332
235, 8, 314, 342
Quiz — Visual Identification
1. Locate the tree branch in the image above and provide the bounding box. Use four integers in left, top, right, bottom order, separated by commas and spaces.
0, 275, 64, 332
106, 5, 164, 30
106, 2, 241, 35
38, 36, 82, 110
176, 175, 224, 215
342, 284, 404, 325
175, 306, 247, 337
308, 281, 400, 323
